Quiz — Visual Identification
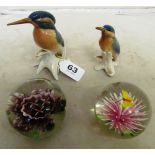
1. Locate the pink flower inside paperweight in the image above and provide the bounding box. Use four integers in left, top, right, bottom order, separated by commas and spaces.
6, 78, 66, 139
95, 82, 151, 138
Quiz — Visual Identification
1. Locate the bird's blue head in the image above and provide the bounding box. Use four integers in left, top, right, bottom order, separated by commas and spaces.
29, 11, 56, 24
96, 25, 115, 33
103, 25, 115, 33
7, 11, 56, 29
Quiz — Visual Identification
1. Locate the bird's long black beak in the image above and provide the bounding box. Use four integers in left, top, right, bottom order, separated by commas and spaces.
96, 27, 105, 31
7, 18, 38, 27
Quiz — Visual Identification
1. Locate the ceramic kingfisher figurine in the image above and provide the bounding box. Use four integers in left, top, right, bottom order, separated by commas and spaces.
7, 11, 65, 80
95, 25, 120, 76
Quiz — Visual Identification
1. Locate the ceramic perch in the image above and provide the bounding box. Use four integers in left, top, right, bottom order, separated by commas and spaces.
36, 50, 65, 80
95, 51, 117, 77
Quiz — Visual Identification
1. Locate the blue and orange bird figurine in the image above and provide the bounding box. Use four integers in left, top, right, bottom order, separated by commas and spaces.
96, 25, 120, 61
7, 11, 64, 57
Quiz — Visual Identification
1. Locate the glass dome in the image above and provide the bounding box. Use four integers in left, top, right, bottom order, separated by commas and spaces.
95, 82, 151, 138
7, 78, 66, 139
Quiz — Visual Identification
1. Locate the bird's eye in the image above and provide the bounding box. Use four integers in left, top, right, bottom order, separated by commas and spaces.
107, 29, 113, 32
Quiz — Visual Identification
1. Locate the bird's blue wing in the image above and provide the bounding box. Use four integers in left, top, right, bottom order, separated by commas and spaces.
112, 37, 120, 54
56, 30, 64, 47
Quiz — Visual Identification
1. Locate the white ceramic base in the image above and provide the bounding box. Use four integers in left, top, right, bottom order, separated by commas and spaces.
95, 52, 117, 77
36, 50, 63, 80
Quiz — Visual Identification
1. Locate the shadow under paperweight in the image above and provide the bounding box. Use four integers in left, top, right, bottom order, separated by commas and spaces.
95, 82, 151, 138
6, 78, 66, 139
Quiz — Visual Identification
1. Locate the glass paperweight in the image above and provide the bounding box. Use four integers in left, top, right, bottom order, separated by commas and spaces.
6, 78, 66, 139
95, 82, 151, 138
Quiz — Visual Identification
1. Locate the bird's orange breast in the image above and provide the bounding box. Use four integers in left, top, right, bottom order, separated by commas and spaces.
99, 35, 113, 52
99, 34, 118, 60
33, 28, 58, 52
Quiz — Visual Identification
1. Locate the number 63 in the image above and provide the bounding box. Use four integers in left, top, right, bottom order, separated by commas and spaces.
68, 65, 78, 73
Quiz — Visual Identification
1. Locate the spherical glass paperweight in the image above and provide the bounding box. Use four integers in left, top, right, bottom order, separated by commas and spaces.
95, 82, 151, 138
6, 78, 66, 139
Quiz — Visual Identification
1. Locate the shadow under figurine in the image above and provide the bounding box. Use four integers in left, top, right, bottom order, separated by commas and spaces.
7, 11, 66, 80
95, 25, 120, 77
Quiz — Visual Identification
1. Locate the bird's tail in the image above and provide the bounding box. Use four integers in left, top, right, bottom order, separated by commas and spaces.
62, 46, 66, 59
55, 45, 66, 59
